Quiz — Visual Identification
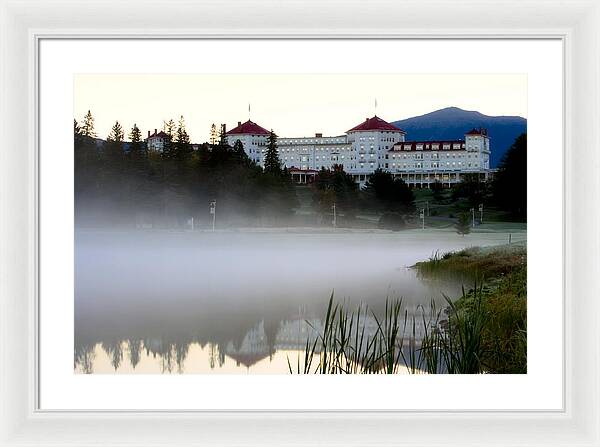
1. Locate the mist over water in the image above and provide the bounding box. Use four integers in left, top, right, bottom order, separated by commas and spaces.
74, 230, 517, 374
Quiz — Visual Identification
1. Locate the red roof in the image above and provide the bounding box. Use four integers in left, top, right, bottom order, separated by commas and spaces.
226, 120, 270, 136
348, 116, 405, 133
147, 130, 169, 139
465, 128, 488, 136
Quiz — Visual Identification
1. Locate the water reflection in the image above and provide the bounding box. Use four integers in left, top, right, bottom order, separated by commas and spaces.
74, 230, 512, 374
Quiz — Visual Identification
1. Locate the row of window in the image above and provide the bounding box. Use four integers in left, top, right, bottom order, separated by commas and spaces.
387, 152, 483, 160
384, 161, 481, 169
398, 142, 465, 151
279, 138, 345, 144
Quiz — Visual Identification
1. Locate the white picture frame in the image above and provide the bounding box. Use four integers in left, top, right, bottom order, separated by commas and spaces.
1, 0, 598, 445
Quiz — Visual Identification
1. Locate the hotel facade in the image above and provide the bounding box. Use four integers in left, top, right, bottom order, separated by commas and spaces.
226, 114, 492, 187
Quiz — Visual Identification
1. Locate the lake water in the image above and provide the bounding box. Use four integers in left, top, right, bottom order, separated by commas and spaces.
74, 229, 525, 374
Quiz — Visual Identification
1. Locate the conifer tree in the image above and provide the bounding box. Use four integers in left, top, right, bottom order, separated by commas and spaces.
105, 121, 125, 160
74, 119, 84, 147
162, 118, 176, 158
455, 212, 471, 236
174, 115, 192, 160
218, 124, 228, 148
233, 139, 250, 164
128, 123, 145, 160
107, 120, 124, 142
80, 110, 96, 138
210, 123, 218, 146
263, 130, 281, 175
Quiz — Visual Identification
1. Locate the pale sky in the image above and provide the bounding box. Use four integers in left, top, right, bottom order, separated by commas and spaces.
74, 74, 527, 142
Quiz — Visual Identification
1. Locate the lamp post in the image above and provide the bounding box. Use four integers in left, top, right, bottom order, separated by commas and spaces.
332, 202, 337, 229
209, 200, 216, 232
420, 208, 425, 230
479, 203, 484, 224
470, 207, 475, 228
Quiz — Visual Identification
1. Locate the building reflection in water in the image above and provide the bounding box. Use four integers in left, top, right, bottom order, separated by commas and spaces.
74, 306, 442, 374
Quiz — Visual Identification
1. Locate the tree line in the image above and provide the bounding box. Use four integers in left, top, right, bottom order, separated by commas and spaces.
74, 111, 297, 228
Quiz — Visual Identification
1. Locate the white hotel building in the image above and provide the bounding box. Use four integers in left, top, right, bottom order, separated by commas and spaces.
226, 115, 491, 187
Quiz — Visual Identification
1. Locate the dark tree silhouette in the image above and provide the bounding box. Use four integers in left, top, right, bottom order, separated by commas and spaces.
493, 133, 527, 219
80, 110, 96, 138
431, 180, 444, 202
313, 165, 359, 223
455, 212, 471, 236
263, 130, 282, 175
452, 173, 489, 206
128, 124, 145, 159
364, 169, 415, 213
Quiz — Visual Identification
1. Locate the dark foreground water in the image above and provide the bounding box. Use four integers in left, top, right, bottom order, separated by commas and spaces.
74, 229, 523, 374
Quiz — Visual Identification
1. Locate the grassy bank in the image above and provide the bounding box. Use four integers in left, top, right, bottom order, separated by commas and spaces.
290, 244, 527, 374
416, 244, 527, 373
415, 243, 526, 282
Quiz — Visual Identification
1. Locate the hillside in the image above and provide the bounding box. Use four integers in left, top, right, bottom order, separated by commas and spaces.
393, 107, 527, 168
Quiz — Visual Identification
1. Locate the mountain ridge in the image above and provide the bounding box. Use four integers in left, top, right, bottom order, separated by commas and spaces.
392, 107, 527, 168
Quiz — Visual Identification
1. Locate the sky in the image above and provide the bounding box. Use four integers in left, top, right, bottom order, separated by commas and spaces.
74, 74, 527, 142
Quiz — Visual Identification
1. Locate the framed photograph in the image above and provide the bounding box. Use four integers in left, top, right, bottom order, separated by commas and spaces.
1, 0, 599, 446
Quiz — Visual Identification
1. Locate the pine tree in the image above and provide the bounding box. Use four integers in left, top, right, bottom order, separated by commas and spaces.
74, 114, 97, 198
218, 124, 228, 148
74, 119, 84, 147
263, 130, 281, 175
210, 123, 218, 146
455, 212, 471, 236
105, 121, 125, 160
176, 116, 190, 145
128, 123, 145, 160
80, 110, 96, 138
174, 115, 192, 160
162, 118, 176, 158
107, 120, 124, 142
233, 139, 251, 164
164, 119, 176, 138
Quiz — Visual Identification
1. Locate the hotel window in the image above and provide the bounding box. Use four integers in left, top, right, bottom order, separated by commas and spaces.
432, 144, 439, 150
416, 144, 423, 151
